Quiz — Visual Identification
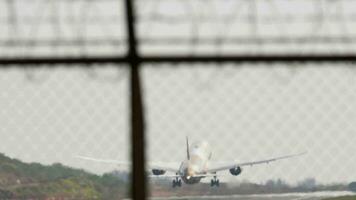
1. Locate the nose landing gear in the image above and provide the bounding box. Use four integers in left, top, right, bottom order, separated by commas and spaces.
172, 176, 182, 188
210, 176, 220, 187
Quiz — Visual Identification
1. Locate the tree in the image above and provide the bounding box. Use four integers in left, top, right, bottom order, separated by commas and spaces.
349, 182, 356, 192
297, 178, 317, 190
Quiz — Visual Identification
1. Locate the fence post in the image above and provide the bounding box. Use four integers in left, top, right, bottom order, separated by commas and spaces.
124, 0, 146, 199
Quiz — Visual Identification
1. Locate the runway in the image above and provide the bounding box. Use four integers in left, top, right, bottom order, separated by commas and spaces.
150, 191, 355, 200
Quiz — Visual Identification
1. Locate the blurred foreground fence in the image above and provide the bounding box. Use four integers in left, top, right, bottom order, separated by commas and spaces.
1, 0, 356, 200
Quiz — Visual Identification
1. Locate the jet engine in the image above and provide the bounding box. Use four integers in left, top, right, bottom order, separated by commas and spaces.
152, 169, 166, 175
229, 166, 242, 176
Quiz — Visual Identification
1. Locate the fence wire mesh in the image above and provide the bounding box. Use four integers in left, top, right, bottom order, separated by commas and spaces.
136, 0, 356, 54
142, 65, 356, 199
0, 0, 127, 57
1, 0, 356, 199
0, 67, 130, 199
143, 64, 356, 187
2, 0, 356, 57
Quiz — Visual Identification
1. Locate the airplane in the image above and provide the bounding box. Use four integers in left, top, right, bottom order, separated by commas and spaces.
77, 137, 306, 187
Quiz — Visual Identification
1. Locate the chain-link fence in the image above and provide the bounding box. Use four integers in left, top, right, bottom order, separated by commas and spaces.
0, 66, 130, 199
2, 0, 356, 57
136, 0, 356, 55
144, 64, 356, 183
1, 0, 356, 200
0, 0, 127, 57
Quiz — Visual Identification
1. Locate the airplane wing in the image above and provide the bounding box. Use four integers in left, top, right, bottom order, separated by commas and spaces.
75, 155, 179, 173
205, 152, 306, 173
75, 155, 129, 165
149, 174, 223, 179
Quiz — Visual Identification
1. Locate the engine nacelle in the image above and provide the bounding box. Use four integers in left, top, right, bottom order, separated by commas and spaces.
152, 169, 166, 175
229, 166, 242, 176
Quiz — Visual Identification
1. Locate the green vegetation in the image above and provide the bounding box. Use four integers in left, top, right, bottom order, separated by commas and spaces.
323, 196, 356, 200
0, 153, 128, 199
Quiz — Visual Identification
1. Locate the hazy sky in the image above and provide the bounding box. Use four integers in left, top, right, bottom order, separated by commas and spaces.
1, 0, 356, 185
0, 65, 356, 185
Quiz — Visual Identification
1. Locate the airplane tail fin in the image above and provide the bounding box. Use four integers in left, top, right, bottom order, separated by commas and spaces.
186, 136, 190, 160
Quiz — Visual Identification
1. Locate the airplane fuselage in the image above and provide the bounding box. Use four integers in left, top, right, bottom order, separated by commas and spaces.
178, 141, 212, 184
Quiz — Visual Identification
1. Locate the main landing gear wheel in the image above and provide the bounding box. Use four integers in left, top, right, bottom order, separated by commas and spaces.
172, 178, 182, 188
210, 177, 220, 187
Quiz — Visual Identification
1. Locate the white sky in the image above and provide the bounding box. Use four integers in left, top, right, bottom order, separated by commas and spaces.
0, 65, 356, 185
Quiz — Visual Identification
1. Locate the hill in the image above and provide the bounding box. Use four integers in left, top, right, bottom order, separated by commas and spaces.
0, 153, 128, 199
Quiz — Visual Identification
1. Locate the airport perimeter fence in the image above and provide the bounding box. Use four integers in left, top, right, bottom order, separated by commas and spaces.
1, 0, 356, 199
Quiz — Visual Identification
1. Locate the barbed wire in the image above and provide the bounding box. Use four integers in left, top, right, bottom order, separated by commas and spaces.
1, 0, 356, 81
1, 0, 356, 57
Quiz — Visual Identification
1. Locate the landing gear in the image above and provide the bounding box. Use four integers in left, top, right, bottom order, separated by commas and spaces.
210, 176, 220, 187
172, 177, 182, 188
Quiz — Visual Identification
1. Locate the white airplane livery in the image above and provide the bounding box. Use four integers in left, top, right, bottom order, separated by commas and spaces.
77, 137, 306, 187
